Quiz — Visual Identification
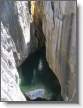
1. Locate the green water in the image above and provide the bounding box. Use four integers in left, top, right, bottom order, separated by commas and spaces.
18, 48, 63, 101
18, 67, 53, 99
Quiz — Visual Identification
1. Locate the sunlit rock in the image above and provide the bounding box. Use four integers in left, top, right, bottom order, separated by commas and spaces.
1, 0, 37, 66
25, 89, 45, 100
1, 0, 77, 102
1, 22, 26, 101
15, 1, 30, 44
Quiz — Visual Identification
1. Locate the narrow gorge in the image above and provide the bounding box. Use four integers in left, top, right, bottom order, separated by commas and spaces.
1, 0, 77, 102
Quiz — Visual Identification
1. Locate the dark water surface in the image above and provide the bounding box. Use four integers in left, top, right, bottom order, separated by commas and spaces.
18, 47, 63, 101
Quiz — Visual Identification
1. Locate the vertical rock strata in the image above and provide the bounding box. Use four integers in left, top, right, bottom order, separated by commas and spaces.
1, 0, 31, 101
1, 0, 77, 102
31, 0, 78, 102
1, 0, 36, 66
42, 1, 77, 102
1, 22, 26, 101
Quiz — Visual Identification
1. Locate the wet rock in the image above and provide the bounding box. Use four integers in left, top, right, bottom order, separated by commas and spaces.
25, 89, 45, 100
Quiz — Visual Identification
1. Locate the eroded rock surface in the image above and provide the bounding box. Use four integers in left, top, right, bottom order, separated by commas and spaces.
30, 0, 78, 102
1, 22, 26, 101
42, 1, 77, 102
1, 0, 38, 66
1, 0, 77, 102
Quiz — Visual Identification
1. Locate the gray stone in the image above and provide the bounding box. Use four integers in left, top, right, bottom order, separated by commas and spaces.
1, 22, 26, 101
42, 1, 77, 102
25, 89, 45, 100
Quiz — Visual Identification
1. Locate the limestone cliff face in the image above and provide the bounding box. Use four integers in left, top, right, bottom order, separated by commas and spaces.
1, 22, 26, 101
42, 1, 77, 102
1, 0, 77, 102
1, 0, 38, 67
1, 0, 31, 101
31, 0, 77, 102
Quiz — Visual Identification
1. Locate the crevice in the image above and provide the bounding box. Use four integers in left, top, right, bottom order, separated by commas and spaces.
51, 1, 55, 28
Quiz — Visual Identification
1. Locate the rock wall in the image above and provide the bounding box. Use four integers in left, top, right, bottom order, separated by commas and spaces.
1, 0, 32, 101
0, 0, 39, 101
1, 22, 26, 101
1, 0, 38, 67
42, 1, 77, 102
30, 0, 78, 102
1, 0, 77, 102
